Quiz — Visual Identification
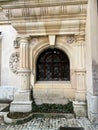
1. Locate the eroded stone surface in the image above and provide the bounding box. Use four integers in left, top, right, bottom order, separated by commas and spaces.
0, 86, 17, 102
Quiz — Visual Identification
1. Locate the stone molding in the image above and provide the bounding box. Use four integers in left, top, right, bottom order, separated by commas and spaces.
0, 1, 87, 35
11, 20, 86, 35
2, 5, 87, 18
9, 52, 19, 74
1, 0, 87, 8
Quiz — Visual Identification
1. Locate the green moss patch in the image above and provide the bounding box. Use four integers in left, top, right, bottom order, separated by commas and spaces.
32, 101, 74, 113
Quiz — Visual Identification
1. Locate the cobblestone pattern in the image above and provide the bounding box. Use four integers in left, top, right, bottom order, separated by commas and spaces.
0, 117, 95, 130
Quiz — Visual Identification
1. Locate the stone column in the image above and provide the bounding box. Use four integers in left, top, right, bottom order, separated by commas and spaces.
10, 37, 32, 112
73, 34, 87, 117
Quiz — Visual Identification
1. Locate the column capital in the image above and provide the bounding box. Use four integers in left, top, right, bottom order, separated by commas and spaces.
75, 33, 85, 42
16, 36, 30, 44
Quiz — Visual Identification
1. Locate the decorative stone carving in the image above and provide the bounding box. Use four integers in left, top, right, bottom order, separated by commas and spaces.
13, 40, 20, 48
31, 38, 38, 45
9, 52, 19, 74
66, 35, 74, 44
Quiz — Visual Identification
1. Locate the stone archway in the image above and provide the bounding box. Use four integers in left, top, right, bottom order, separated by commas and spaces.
10, 35, 87, 117
30, 35, 87, 117
30, 36, 75, 105
30, 36, 73, 83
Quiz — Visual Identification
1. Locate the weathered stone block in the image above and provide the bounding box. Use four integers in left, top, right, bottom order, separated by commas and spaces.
73, 101, 87, 117
14, 90, 31, 101
0, 86, 17, 102
10, 101, 32, 112
10, 90, 32, 112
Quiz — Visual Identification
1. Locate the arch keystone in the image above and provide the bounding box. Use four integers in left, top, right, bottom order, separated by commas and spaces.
48, 35, 56, 47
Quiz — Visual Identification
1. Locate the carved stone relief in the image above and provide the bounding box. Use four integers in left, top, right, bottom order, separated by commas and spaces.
9, 52, 20, 74
31, 38, 38, 45
66, 35, 75, 44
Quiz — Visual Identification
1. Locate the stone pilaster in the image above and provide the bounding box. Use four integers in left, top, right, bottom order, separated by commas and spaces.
10, 37, 32, 112
73, 34, 87, 117
18, 37, 30, 90
75, 69, 86, 101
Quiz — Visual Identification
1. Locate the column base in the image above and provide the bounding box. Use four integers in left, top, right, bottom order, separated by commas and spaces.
10, 90, 32, 112
10, 101, 32, 112
73, 101, 87, 117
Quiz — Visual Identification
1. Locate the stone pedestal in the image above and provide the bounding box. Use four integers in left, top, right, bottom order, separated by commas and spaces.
10, 90, 32, 112
73, 101, 87, 117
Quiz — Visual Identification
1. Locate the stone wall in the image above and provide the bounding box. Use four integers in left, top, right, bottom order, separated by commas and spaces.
0, 0, 88, 115
0, 86, 17, 102
0, 25, 20, 88
86, 0, 98, 124
34, 82, 75, 104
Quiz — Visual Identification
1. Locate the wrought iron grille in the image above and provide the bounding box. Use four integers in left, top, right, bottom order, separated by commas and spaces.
36, 48, 70, 81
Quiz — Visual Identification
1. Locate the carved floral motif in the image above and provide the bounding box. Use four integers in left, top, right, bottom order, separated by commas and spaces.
9, 52, 20, 74
66, 35, 74, 44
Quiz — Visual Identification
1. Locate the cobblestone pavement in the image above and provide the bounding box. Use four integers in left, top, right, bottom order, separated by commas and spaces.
0, 117, 95, 130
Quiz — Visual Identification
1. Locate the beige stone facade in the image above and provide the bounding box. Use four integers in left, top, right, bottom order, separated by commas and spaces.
0, 0, 98, 126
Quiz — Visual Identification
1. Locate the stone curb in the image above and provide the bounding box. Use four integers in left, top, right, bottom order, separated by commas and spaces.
4, 113, 74, 124
4, 112, 34, 124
